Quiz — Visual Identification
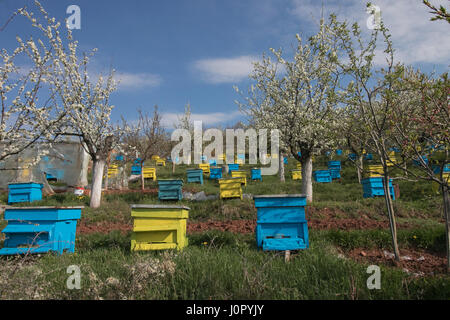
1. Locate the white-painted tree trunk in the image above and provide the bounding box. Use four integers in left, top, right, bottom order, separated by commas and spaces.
279, 152, 285, 182
301, 156, 313, 202
90, 159, 105, 208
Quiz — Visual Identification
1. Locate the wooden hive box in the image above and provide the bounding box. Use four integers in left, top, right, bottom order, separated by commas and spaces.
365, 164, 383, 178
107, 164, 119, 178
218, 178, 243, 200
8, 183, 43, 204
313, 170, 332, 183
143, 166, 157, 180
291, 169, 302, 180
327, 161, 341, 179
209, 167, 223, 180
227, 163, 239, 174
158, 179, 183, 201
230, 170, 247, 186
131, 165, 142, 175
186, 169, 203, 184
251, 168, 262, 181
0, 206, 83, 255
198, 163, 210, 175
130, 204, 189, 251
254, 194, 309, 251
361, 177, 395, 200
156, 159, 166, 166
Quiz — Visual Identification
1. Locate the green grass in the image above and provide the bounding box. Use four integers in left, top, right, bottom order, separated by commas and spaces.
1, 230, 448, 300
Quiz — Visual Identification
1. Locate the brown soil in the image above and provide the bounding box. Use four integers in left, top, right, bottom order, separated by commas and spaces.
77, 220, 132, 235
75, 216, 426, 236
345, 247, 447, 276
101, 188, 158, 195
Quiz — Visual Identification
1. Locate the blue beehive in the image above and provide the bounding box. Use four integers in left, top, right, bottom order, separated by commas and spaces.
348, 153, 357, 161
8, 183, 43, 204
254, 194, 309, 251
209, 159, 217, 166
131, 165, 142, 175
0, 206, 83, 255
432, 164, 450, 174
361, 177, 395, 200
336, 149, 343, 156
313, 170, 332, 183
251, 168, 262, 181
228, 163, 239, 174
186, 169, 203, 184
210, 167, 223, 179
115, 155, 124, 161
133, 158, 142, 164
283, 157, 288, 165
158, 180, 183, 201
327, 161, 341, 179
364, 153, 373, 160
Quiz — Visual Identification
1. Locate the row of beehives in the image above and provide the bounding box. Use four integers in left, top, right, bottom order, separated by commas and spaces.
0, 194, 310, 255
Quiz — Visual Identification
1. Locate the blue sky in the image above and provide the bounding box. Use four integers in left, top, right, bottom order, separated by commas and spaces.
1, 0, 449, 128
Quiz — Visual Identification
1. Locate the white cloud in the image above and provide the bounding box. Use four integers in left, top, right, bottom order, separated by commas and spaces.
115, 72, 162, 90
161, 110, 242, 128
193, 55, 260, 84
289, 0, 450, 67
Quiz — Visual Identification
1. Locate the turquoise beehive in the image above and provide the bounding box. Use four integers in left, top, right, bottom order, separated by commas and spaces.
8, 183, 43, 204
254, 194, 309, 251
0, 206, 83, 255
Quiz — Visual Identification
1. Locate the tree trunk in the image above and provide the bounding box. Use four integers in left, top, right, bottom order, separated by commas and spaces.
90, 159, 106, 209
357, 155, 363, 183
141, 172, 145, 191
383, 170, 400, 261
41, 171, 55, 196
104, 164, 109, 191
172, 161, 176, 173
140, 160, 145, 190
279, 152, 285, 182
301, 156, 313, 203
442, 184, 450, 273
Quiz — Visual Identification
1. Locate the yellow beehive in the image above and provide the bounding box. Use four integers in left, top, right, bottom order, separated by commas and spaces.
296, 162, 302, 170
219, 178, 243, 200
219, 154, 226, 162
130, 204, 189, 251
107, 164, 119, 178
151, 155, 160, 161
156, 159, 166, 166
230, 170, 247, 186
198, 163, 210, 175
142, 166, 156, 180
386, 151, 397, 167
291, 169, 302, 180
365, 164, 383, 177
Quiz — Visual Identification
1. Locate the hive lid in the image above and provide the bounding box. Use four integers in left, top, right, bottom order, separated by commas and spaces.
253, 194, 306, 199
4, 206, 85, 209
131, 204, 190, 210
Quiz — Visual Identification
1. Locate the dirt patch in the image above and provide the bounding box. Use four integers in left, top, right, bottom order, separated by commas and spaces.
76, 217, 423, 236
187, 220, 256, 234
77, 221, 132, 235
101, 188, 158, 195
345, 247, 447, 276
